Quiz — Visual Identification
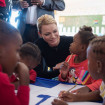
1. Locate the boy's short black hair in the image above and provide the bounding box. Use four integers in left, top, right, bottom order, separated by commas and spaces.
0, 19, 20, 45
20, 42, 41, 64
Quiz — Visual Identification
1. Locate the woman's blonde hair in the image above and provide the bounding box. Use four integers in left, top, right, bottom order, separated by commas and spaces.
37, 14, 57, 33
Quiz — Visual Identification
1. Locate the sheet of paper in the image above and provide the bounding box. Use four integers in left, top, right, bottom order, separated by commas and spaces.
42, 83, 84, 97
29, 84, 52, 97
29, 84, 102, 105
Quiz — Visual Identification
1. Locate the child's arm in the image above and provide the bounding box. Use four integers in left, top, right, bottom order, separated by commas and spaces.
71, 86, 91, 94
59, 61, 69, 81
59, 90, 102, 102
71, 79, 102, 94
14, 62, 30, 105
0, 62, 30, 105
16, 62, 29, 86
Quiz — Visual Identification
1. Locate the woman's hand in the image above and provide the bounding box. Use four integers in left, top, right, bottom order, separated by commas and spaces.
53, 62, 64, 70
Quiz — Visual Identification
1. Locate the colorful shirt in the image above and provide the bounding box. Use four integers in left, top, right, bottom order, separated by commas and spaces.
59, 54, 95, 85
0, 65, 30, 105
100, 81, 105, 99
87, 79, 102, 91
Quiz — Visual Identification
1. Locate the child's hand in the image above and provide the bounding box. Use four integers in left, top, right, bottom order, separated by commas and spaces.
53, 62, 64, 70
60, 61, 69, 79
71, 86, 91, 94
15, 62, 30, 86
52, 99, 68, 105
60, 92, 79, 102
58, 90, 66, 97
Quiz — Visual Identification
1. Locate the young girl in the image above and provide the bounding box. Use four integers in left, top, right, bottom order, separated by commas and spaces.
10, 42, 41, 89
87, 36, 105, 104
59, 26, 96, 85
52, 36, 105, 105
0, 20, 30, 105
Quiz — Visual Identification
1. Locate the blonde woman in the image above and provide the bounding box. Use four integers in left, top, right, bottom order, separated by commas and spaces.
35, 14, 73, 79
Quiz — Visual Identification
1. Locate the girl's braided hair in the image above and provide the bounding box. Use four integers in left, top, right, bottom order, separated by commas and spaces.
89, 36, 105, 62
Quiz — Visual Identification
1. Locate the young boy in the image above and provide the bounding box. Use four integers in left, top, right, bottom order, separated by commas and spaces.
0, 20, 30, 105
10, 42, 41, 89
19, 42, 41, 83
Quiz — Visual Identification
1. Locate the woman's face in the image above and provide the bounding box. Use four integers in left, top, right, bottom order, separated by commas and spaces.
39, 24, 60, 47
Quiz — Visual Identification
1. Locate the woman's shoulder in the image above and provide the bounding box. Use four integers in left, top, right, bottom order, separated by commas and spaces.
35, 38, 47, 46
35, 38, 44, 44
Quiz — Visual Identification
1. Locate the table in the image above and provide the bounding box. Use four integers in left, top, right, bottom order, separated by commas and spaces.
29, 77, 102, 105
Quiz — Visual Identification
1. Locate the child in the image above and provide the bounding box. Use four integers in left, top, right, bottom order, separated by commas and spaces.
10, 42, 41, 86
52, 36, 105, 105
20, 42, 41, 83
87, 36, 105, 104
59, 26, 96, 85
0, 20, 30, 105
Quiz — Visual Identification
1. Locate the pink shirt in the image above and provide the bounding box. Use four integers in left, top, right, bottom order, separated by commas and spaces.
87, 79, 102, 91
59, 54, 95, 85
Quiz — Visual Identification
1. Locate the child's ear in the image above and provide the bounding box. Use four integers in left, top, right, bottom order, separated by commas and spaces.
96, 60, 102, 74
38, 32, 42, 38
81, 45, 86, 51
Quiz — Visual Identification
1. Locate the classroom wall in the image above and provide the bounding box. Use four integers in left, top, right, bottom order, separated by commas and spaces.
58, 15, 105, 36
